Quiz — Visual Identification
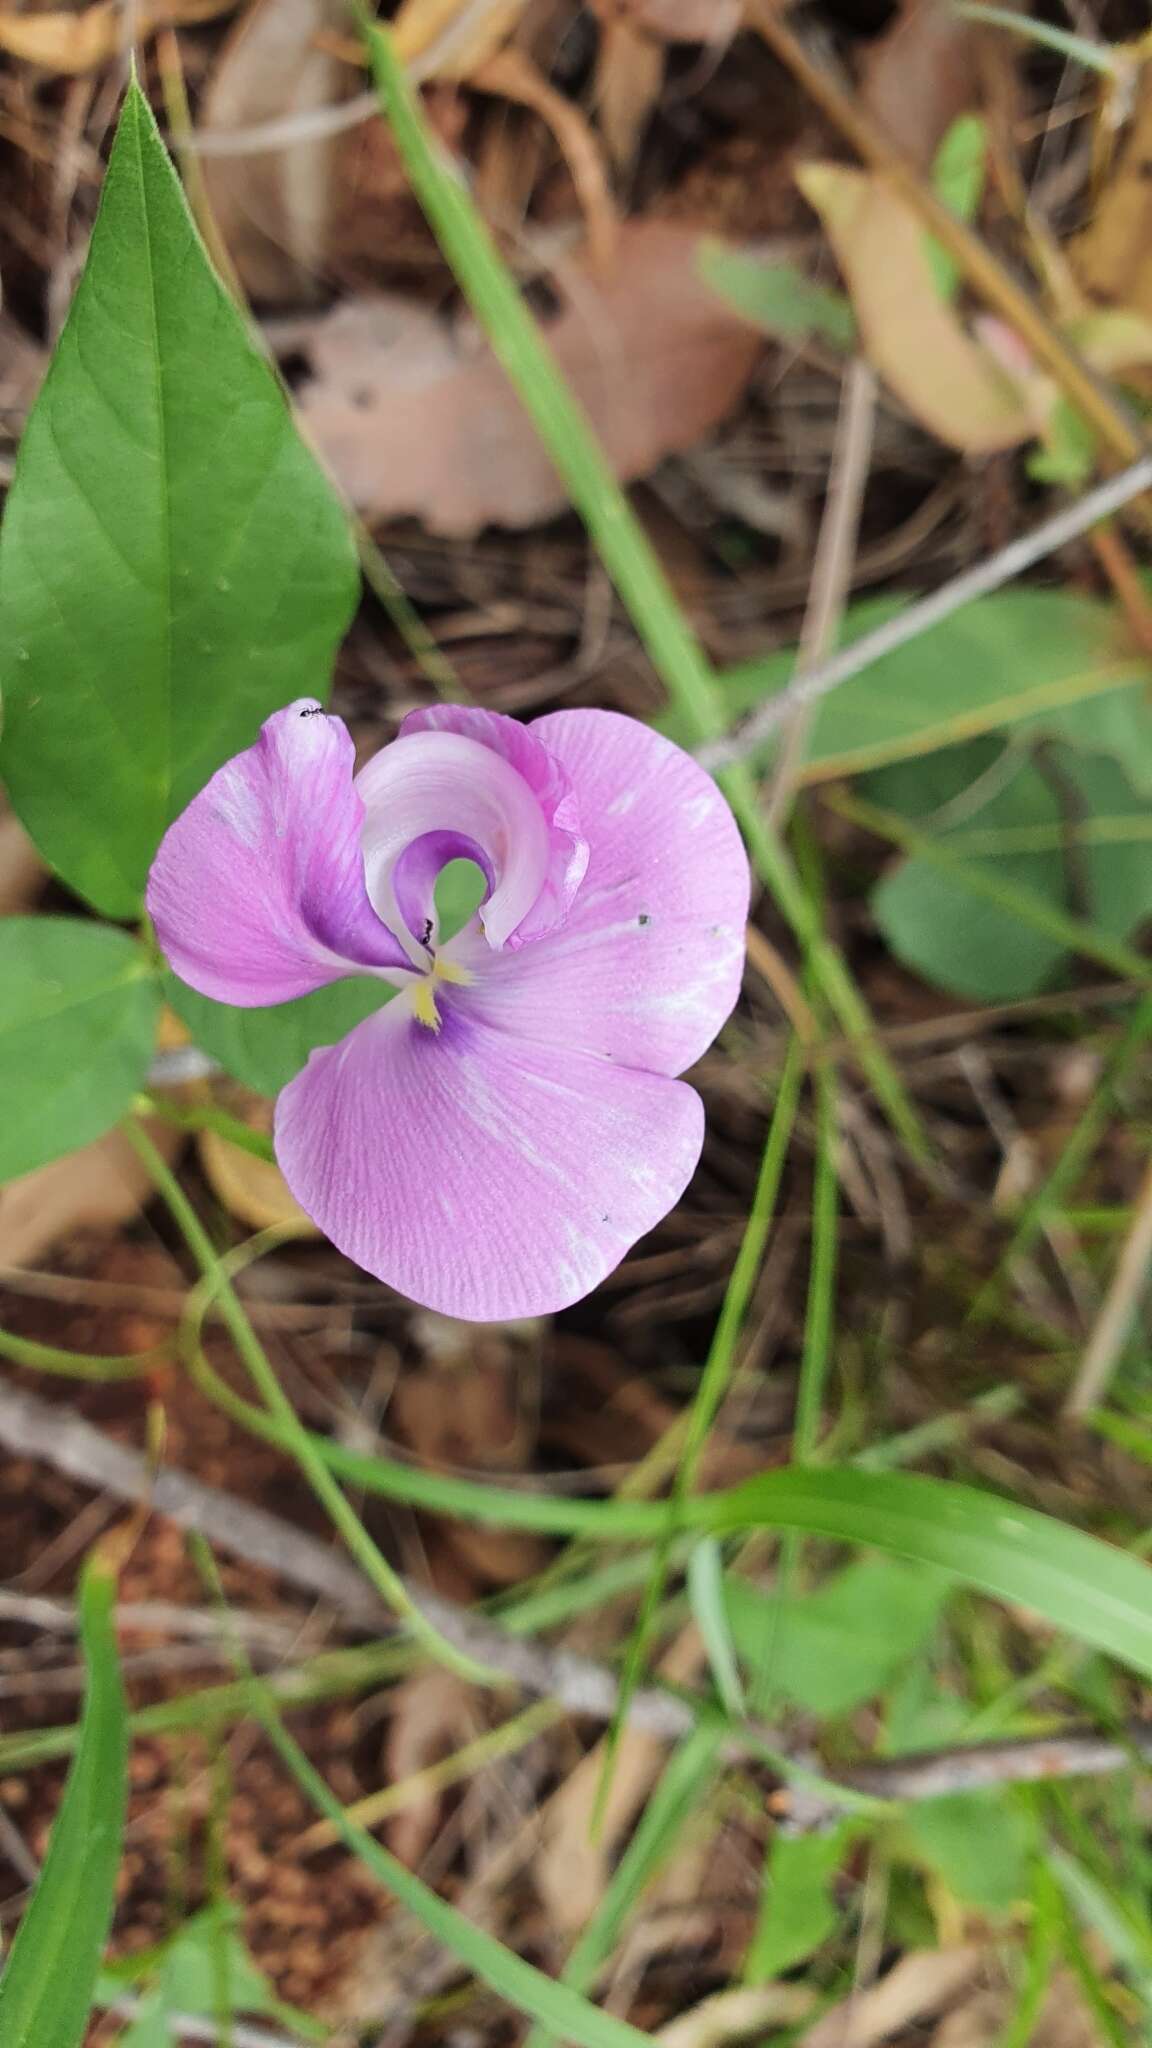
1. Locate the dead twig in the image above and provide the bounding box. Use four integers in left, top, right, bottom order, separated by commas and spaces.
699, 452, 1152, 770
0, 1382, 722, 1742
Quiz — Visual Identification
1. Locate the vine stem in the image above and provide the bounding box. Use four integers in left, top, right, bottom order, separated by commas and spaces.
122, 1117, 495, 1684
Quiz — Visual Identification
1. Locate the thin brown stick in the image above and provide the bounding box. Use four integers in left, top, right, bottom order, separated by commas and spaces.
0, 1383, 708, 1741
699, 450, 1152, 770
765, 356, 876, 829
1065, 1152, 1152, 1416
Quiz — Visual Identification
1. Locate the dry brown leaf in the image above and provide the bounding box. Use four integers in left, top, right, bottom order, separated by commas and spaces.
798, 162, 1032, 454
932, 1968, 1100, 2048
1071, 66, 1152, 324
0, 801, 46, 917
536, 1622, 705, 1932
0, 0, 233, 74
594, 16, 666, 174
298, 220, 763, 533
200, 0, 348, 302
592, 0, 741, 43
392, 0, 531, 78
392, 1323, 548, 1587
0, 1122, 182, 1270
800, 1949, 988, 2048
382, 1667, 476, 1867
859, 0, 979, 168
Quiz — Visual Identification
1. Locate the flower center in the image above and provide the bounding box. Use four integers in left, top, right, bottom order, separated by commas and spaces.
409, 954, 473, 1032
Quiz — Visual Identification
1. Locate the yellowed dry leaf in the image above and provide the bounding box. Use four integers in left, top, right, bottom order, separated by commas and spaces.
392, 0, 531, 78
798, 162, 1033, 454
197, 1129, 316, 1236
0, 0, 233, 73
657, 1985, 818, 2048
200, 0, 348, 302
0, 1122, 183, 1270
1071, 66, 1152, 323
298, 219, 763, 534
800, 1949, 988, 2048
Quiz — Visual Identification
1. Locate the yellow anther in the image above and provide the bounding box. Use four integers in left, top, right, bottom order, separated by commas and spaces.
411, 979, 442, 1031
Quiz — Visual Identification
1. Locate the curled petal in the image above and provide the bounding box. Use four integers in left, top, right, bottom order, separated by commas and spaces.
147, 701, 410, 1005
396, 705, 589, 946
444, 709, 749, 1076
274, 994, 704, 1320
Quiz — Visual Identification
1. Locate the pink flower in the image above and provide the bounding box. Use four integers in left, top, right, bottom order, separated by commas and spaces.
147, 702, 749, 1320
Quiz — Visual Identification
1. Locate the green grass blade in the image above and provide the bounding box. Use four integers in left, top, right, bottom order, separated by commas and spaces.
361, 15, 718, 728
0, 1553, 128, 2047
362, 15, 929, 1164
598, 1038, 803, 1808
526, 1724, 725, 2048
183, 1338, 1152, 1684
261, 1706, 675, 2048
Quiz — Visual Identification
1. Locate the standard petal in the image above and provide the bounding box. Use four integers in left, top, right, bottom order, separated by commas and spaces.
147, 701, 410, 1005
443, 709, 749, 1075
274, 995, 704, 1320
398, 704, 588, 945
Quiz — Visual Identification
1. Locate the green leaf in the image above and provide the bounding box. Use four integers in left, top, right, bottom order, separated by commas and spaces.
166, 974, 391, 1096
0, 1557, 127, 2048
165, 855, 489, 1093
0, 79, 357, 919
695, 590, 1149, 781
113, 1906, 322, 2046
870, 743, 1152, 1001
0, 919, 159, 1181
725, 1557, 950, 1716
746, 1825, 851, 1980
697, 238, 855, 349
898, 1790, 1036, 1914
176, 1373, 1152, 1692
926, 114, 987, 298
1023, 671, 1152, 791
687, 1539, 746, 1718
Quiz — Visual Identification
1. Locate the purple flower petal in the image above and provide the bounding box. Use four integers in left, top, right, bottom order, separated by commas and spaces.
147, 701, 411, 1005
396, 704, 588, 946
443, 709, 749, 1076
274, 993, 704, 1320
